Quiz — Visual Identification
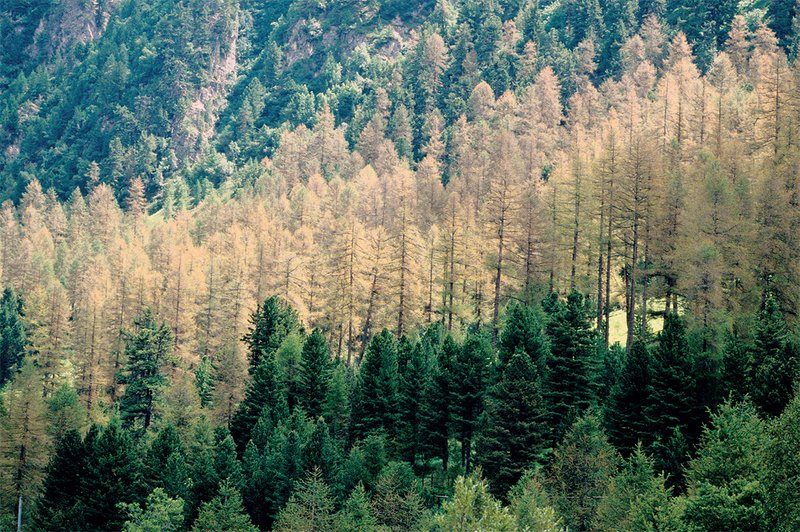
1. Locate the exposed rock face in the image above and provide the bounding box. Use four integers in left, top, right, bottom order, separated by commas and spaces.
32, 0, 119, 59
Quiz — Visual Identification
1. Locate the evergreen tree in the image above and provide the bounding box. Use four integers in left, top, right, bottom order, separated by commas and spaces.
230, 349, 288, 450
476, 349, 548, 498
642, 314, 702, 479
683, 399, 768, 531
145, 424, 184, 490
593, 444, 677, 531
334, 483, 377, 531
351, 329, 399, 441
749, 293, 799, 416
498, 302, 548, 372
418, 334, 456, 469
544, 291, 599, 442
763, 393, 800, 529
81, 421, 146, 530
243, 296, 300, 371
121, 488, 185, 532
450, 328, 491, 472
322, 361, 352, 443
396, 338, 429, 463
192, 479, 257, 532
297, 329, 331, 419
0, 288, 25, 387
273, 468, 335, 532
604, 336, 651, 453
118, 309, 173, 434
547, 413, 619, 531
434, 473, 515, 530
303, 418, 339, 486
34, 429, 86, 530
214, 429, 243, 487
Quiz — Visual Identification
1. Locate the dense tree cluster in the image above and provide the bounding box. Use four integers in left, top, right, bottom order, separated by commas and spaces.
1, 0, 800, 529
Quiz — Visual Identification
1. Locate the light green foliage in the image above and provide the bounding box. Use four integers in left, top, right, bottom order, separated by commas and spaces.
434, 473, 516, 531
192, 479, 257, 532
273, 468, 335, 532
121, 488, 185, 532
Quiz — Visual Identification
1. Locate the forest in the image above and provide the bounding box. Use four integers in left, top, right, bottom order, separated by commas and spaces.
2, 0, 800, 529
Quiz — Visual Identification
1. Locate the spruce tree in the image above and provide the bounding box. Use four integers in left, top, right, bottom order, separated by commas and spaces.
642, 313, 702, 478
351, 329, 398, 441
396, 338, 429, 463
322, 361, 352, 443
192, 479, 257, 532
273, 468, 335, 532
476, 348, 548, 498
118, 308, 173, 434
604, 337, 651, 453
0, 287, 26, 387
243, 296, 300, 371
450, 328, 491, 472
145, 424, 185, 490
764, 394, 800, 529
499, 301, 548, 372
121, 488, 185, 532
749, 293, 799, 416
34, 429, 86, 530
303, 418, 339, 485
81, 421, 146, 530
547, 413, 619, 531
419, 334, 456, 469
297, 329, 331, 419
544, 291, 599, 443
230, 349, 288, 449
334, 483, 377, 531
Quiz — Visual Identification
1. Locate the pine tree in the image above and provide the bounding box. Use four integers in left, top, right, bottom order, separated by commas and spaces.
396, 339, 430, 463
683, 399, 768, 531
0, 288, 26, 387
118, 308, 173, 434
351, 329, 398, 441
144, 424, 185, 490
498, 302, 548, 371
334, 483, 377, 531
192, 479, 257, 532
419, 334, 455, 469
476, 349, 548, 498
297, 329, 331, 419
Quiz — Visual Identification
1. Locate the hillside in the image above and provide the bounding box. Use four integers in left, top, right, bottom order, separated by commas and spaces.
1, 0, 800, 530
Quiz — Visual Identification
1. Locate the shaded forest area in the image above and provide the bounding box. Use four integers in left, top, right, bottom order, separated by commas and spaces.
2, 0, 800, 529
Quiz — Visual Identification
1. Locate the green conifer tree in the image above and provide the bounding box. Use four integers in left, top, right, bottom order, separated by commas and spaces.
297, 329, 331, 419
0, 288, 26, 387
351, 329, 398, 441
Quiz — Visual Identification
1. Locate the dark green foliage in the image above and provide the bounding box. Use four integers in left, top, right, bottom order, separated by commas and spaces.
195, 355, 215, 408
476, 349, 548, 498
396, 337, 429, 463
498, 302, 548, 372
34, 429, 86, 530
214, 428, 243, 487
243, 296, 301, 370
145, 424, 185, 490
351, 329, 399, 441
419, 334, 456, 469
748, 293, 799, 417
544, 291, 599, 443
230, 349, 288, 450
605, 337, 651, 453
642, 314, 703, 480
0, 288, 25, 387
297, 329, 331, 419
81, 421, 146, 530
118, 308, 173, 434
450, 329, 491, 472
763, 393, 800, 529
303, 418, 340, 485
